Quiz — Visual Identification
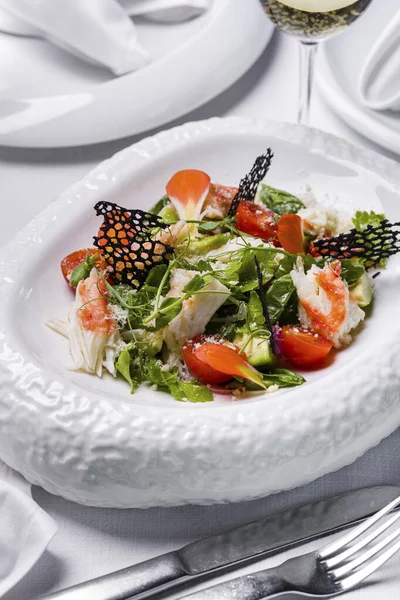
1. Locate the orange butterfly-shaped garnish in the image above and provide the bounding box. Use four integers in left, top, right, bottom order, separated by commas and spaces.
93, 201, 173, 288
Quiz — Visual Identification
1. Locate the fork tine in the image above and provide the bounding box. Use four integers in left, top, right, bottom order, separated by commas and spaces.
318, 495, 400, 559
322, 510, 400, 569
330, 522, 400, 579
338, 538, 400, 591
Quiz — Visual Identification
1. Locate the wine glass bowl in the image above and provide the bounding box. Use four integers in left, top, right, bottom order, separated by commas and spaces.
258, 0, 373, 121
260, 0, 372, 41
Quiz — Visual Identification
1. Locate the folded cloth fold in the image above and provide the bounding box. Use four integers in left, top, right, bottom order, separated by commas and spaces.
122, 0, 211, 21
358, 9, 400, 112
0, 0, 212, 76
0, 461, 57, 597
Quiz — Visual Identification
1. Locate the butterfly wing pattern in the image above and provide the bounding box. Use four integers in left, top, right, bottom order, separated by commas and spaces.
93, 201, 173, 288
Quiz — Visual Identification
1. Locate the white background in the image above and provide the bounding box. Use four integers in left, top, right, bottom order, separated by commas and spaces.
1, 31, 400, 600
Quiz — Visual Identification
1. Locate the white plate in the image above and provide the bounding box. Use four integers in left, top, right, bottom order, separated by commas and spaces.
0, 1, 272, 148
1, 117, 400, 508
317, 0, 400, 155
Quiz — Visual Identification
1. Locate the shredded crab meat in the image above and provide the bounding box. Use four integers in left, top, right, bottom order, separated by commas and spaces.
297, 193, 353, 238
47, 268, 122, 376
290, 257, 365, 348
155, 220, 189, 247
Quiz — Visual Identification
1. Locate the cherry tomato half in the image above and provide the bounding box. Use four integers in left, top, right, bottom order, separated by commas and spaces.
203, 183, 238, 218
182, 336, 232, 385
61, 248, 108, 289
235, 201, 278, 243
183, 335, 266, 388
277, 214, 305, 254
281, 326, 333, 367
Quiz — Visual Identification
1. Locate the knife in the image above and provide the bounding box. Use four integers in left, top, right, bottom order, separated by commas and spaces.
42, 486, 400, 600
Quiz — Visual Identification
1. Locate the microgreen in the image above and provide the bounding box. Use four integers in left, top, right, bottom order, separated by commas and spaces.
257, 184, 305, 216
146, 359, 213, 402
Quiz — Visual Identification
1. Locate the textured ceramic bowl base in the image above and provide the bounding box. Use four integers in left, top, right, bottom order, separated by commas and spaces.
1, 118, 400, 507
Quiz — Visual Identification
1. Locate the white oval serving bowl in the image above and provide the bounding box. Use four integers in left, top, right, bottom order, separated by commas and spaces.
1, 117, 400, 508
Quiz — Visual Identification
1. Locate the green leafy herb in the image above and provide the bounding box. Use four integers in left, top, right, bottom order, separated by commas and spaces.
223, 247, 278, 291
198, 221, 223, 232
265, 274, 296, 324
257, 184, 305, 216
182, 274, 207, 294
339, 259, 366, 286
179, 381, 214, 403
247, 291, 265, 329
235, 288, 272, 356
177, 257, 215, 273
146, 359, 213, 402
205, 321, 237, 340
116, 347, 146, 393
262, 368, 305, 388
107, 264, 172, 331
352, 211, 385, 232
69, 251, 99, 287
210, 297, 248, 325
146, 269, 229, 329
155, 297, 183, 328
144, 264, 169, 289
351, 211, 388, 268
243, 367, 305, 390
275, 253, 324, 279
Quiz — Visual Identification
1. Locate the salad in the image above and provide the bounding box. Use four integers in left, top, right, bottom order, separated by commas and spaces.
47, 150, 400, 402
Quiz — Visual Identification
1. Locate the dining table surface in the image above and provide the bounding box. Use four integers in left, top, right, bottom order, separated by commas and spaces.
1, 30, 400, 600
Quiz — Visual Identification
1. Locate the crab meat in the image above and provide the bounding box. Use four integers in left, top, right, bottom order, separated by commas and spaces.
155, 220, 189, 247
47, 269, 122, 376
290, 258, 364, 348
163, 268, 230, 353
297, 197, 352, 238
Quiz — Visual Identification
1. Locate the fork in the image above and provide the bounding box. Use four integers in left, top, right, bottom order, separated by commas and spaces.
178, 495, 400, 599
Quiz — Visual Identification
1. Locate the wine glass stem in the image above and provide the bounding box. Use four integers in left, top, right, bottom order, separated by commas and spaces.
297, 41, 318, 126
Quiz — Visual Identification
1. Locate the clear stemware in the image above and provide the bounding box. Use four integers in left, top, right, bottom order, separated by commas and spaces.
258, 0, 373, 124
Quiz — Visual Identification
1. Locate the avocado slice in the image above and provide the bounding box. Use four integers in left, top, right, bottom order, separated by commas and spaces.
233, 333, 276, 368
186, 233, 231, 256
124, 329, 163, 356
159, 204, 178, 224
350, 273, 373, 308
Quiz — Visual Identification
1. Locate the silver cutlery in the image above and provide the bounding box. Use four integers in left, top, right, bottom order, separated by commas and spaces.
180, 494, 400, 599
41, 486, 400, 600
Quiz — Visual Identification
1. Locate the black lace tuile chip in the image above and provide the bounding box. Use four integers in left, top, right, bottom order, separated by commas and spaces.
93, 201, 173, 288
228, 149, 274, 216
311, 220, 400, 269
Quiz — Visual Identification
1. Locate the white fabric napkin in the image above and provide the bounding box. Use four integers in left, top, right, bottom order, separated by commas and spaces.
0, 461, 57, 597
0, 0, 212, 76
358, 9, 400, 112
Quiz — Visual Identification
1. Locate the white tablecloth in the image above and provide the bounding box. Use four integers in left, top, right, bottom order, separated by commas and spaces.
1, 31, 400, 600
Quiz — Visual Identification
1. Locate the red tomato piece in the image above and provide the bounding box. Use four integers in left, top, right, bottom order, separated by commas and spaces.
61, 248, 108, 289
281, 326, 333, 367
182, 336, 232, 385
183, 335, 266, 388
277, 214, 305, 254
235, 201, 278, 243
202, 183, 239, 219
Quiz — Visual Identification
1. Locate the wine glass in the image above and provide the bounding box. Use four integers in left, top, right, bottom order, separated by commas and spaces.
258, 0, 373, 124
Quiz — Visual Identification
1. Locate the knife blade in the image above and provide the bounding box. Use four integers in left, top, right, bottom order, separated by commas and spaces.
42, 486, 400, 600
